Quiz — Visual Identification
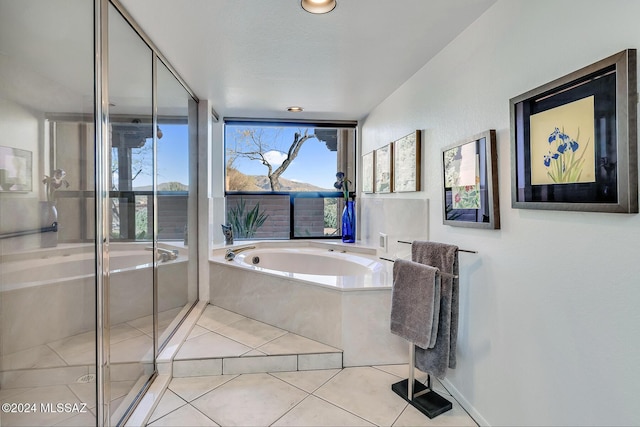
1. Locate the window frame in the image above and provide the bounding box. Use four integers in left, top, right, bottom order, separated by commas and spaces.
224, 118, 357, 240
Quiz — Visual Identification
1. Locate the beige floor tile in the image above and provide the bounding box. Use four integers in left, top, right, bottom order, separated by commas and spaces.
173, 359, 222, 377
110, 335, 154, 364
273, 395, 375, 427
314, 367, 409, 426
148, 389, 187, 424
68, 382, 97, 409
186, 325, 210, 340
270, 369, 341, 393
223, 355, 297, 375
1, 345, 66, 370
53, 410, 97, 426
49, 324, 144, 366
0, 387, 33, 401
1, 385, 82, 427
48, 330, 96, 358
192, 373, 307, 426
169, 374, 237, 402
393, 399, 477, 426
258, 333, 341, 355
215, 318, 287, 349
148, 403, 218, 426
197, 305, 246, 332
175, 332, 251, 360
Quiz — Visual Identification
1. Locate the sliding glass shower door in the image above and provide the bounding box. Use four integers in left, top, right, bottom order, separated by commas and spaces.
107, 4, 156, 423
0, 1, 198, 424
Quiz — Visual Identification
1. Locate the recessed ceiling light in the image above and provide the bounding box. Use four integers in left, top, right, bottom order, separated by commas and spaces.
301, 0, 336, 14
287, 106, 304, 112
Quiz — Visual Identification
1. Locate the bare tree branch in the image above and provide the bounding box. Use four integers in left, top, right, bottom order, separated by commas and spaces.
230, 128, 316, 191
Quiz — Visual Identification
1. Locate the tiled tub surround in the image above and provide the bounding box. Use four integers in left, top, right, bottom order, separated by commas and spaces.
210, 241, 407, 366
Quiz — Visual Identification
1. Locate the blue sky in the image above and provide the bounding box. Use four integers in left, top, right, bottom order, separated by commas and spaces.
130, 124, 189, 188
130, 124, 338, 190
225, 125, 337, 190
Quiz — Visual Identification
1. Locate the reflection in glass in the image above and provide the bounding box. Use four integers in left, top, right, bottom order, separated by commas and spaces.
108, 3, 155, 424
156, 61, 198, 350
0, 1, 97, 426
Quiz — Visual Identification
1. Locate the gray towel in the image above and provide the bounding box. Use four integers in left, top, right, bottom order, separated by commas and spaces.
412, 240, 459, 379
390, 259, 441, 349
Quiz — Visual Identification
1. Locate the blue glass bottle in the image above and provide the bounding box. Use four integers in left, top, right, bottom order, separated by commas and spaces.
341, 200, 355, 243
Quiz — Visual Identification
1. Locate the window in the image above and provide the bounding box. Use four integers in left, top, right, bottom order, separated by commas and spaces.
110, 120, 190, 241
224, 120, 356, 239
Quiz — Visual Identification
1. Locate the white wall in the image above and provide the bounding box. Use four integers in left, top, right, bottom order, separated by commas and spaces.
361, 1, 640, 425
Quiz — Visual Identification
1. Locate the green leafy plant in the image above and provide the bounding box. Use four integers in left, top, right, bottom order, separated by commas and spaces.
228, 198, 269, 239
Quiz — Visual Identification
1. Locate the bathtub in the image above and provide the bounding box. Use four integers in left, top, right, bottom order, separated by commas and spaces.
0, 243, 188, 356
209, 241, 407, 367
230, 244, 390, 290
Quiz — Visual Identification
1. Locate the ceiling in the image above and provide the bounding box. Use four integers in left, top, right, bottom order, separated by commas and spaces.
119, 0, 497, 122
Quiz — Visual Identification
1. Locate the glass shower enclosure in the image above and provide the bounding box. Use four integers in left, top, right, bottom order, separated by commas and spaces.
0, 1, 199, 425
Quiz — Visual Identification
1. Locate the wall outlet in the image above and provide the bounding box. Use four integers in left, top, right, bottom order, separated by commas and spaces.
379, 232, 388, 252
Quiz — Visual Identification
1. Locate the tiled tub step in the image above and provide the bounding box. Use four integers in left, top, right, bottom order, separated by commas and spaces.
172, 305, 343, 377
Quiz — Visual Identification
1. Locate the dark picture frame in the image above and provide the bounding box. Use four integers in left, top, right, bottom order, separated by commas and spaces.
442, 130, 500, 229
510, 49, 638, 213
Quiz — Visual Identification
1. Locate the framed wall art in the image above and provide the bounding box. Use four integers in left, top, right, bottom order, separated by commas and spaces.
393, 130, 421, 192
375, 143, 393, 193
442, 130, 499, 229
362, 151, 375, 193
510, 48, 638, 213
0, 146, 32, 192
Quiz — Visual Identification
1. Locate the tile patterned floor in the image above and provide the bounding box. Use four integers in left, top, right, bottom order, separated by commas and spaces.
147, 365, 478, 427
0, 308, 183, 427
173, 305, 342, 377
148, 305, 478, 426
1, 304, 479, 426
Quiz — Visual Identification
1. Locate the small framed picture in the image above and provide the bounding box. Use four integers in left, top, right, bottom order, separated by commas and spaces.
0, 146, 32, 192
442, 130, 499, 229
393, 130, 421, 192
375, 143, 393, 193
362, 151, 375, 193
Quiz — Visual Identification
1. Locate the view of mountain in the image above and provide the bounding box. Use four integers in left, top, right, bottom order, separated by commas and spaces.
252, 176, 331, 192
226, 167, 332, 192
134, 182, 188, 191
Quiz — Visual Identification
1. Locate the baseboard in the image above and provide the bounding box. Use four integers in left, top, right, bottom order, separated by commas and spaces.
441, 377, 490, 427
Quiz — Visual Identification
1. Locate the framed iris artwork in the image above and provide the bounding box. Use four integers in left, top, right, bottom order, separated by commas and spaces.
393, 130, 421, 192
510, 49, 638, 213
442, 130, 499, 229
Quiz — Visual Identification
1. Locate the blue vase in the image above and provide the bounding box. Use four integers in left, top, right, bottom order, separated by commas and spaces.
341, 200, 355, 243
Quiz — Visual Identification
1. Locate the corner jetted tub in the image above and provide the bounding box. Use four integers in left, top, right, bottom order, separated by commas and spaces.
209, 241, 406, 367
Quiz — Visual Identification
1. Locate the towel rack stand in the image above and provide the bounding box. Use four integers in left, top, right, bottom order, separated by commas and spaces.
397, 239, 477, 254
379, 257, 459, 279
391, 343, 453, 419
390, 240, 478, 419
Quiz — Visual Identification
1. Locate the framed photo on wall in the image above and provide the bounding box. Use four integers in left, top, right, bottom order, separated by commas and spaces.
362, 151, 375, 193
510, 48, 638, 213
442, 130, 500, 229
0, 146, 32, 192
393, 130, 421, 192
375, 143, 393, 193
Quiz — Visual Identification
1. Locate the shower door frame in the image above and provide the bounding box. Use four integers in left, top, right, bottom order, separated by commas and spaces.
94, 0, 200, 424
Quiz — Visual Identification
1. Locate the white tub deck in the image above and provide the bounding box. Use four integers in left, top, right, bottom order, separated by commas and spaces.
209, 240, 407, 367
